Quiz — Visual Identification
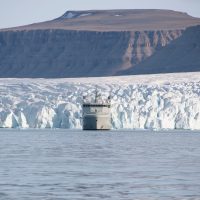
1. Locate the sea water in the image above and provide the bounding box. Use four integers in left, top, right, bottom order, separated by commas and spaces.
0, 129, 200, 200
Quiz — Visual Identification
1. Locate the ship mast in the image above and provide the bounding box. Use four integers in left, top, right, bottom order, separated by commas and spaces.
94, 86, 98, 103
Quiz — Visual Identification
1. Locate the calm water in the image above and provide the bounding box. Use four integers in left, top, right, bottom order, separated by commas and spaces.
0, 129, 200, 200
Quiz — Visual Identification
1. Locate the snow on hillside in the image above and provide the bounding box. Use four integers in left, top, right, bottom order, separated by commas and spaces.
60, 12, 76, 19
0, 72, 200, 130
60, 11, 92, 19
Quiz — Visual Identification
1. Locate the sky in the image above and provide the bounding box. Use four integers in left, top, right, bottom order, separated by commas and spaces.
0, 0, 200, 29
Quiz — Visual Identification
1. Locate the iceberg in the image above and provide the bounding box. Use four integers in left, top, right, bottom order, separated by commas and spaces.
0, 72, 200, 130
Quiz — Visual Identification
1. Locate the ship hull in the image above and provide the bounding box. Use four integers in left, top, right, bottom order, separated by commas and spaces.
83, 114, 111, 130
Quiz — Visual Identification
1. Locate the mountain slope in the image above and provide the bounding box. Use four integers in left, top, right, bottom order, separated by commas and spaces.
118, 25, 200, 75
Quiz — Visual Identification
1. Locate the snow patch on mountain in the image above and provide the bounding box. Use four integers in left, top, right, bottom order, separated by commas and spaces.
60, 12, 76, 19
79, 13, 92, 17
0, 72, 200, 130
60, 11, 92, 19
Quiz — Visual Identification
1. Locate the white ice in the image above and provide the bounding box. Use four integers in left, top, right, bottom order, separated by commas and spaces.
60, 12, 76, 19
0, 72, 200, 130
79, 13, 92, 17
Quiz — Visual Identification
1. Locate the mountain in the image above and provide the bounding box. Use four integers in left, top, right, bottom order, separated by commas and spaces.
0, 9, 200, 78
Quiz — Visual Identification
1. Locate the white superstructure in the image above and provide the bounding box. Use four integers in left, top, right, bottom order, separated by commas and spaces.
82, 89, 111, 130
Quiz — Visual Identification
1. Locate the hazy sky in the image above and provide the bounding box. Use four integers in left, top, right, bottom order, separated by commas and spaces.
0, 0, 200, 29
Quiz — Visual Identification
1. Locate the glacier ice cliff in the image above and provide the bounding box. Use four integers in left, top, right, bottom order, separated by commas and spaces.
0, 73, 200, 130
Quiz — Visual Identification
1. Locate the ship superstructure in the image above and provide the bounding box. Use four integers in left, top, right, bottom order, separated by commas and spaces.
82, 89, 111, 130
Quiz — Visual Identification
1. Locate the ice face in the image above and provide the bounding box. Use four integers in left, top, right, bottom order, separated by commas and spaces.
0, 73, 200, 130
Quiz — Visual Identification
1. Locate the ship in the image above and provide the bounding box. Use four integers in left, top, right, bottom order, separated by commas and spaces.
82, 89, 111, 130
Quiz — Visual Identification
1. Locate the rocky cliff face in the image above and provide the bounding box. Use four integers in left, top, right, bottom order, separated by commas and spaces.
0, 9, 199, 78
0, 29, 182, 78
116, 30, 183, 74
0, 30, 129, 77
119, 25, 200, 75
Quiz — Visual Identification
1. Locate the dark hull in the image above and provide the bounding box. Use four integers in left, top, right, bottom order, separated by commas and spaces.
83, 114, 111, 130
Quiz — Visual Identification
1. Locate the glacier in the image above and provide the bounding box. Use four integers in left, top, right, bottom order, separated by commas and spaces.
0, 72, 200, 130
